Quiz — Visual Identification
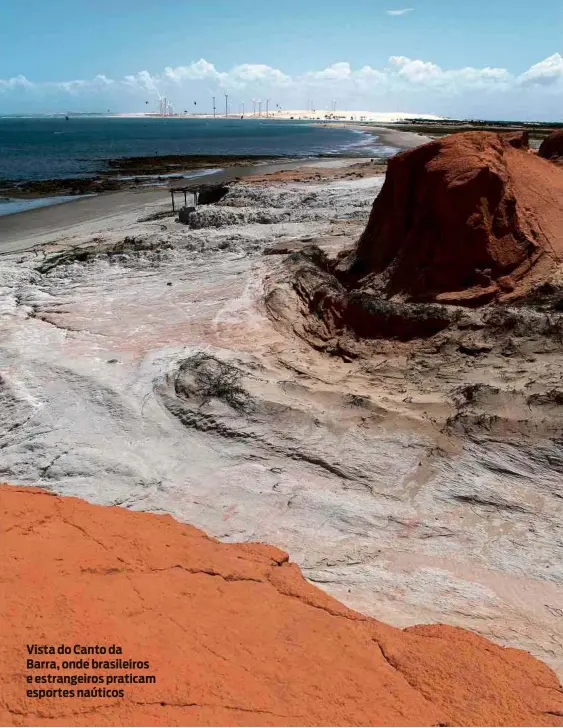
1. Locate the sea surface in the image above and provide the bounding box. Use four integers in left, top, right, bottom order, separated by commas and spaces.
0, 116, 394, 183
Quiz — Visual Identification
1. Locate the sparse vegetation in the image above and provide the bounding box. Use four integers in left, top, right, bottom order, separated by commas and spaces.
347, 394, 371, 407
176, 353, 253, 412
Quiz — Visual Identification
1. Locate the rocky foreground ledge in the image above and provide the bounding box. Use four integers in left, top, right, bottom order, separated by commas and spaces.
1, 485, 562, 727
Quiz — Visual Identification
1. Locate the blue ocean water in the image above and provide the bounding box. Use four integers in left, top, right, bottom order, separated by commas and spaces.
0, 116, 392, 183
0, 168, 224, 217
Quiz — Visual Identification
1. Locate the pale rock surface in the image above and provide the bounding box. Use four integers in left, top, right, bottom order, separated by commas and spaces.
0, 173, 561, 680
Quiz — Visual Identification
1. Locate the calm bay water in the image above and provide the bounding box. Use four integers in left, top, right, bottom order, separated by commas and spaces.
0, 116, 393, 183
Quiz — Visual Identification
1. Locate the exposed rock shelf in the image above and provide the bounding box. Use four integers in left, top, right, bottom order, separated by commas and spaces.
1, 167, 562, 690
1, 485, 562, 727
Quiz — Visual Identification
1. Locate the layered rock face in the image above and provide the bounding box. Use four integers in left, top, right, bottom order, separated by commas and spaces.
539, 130, 563, 164
345, 131, 563, 305
1, 485, 562, 727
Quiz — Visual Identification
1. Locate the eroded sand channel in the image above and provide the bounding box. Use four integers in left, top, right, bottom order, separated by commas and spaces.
0, 164, 561, 677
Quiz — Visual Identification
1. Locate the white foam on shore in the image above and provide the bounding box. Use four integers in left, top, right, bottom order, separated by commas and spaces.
324, 129, 398, 157
117, 167, 224, 183
0, 194, 94, 218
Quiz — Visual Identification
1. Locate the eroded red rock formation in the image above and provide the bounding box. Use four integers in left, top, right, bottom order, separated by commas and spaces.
345, 131, 563, 305
539, 130, 563, 164
1, 485, 562, 726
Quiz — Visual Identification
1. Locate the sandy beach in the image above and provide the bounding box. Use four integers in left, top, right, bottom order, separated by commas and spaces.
0, 125, 436, 255
325, 123, 434, 148
0, 158, 349, 254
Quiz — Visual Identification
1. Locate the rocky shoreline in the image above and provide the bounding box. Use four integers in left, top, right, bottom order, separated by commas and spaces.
0, 154, 285, 200
376, 118, 562, 143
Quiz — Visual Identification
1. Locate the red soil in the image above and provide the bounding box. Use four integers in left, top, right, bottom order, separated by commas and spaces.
539, 130, 563, 163
1, 485, 562, 726
348, 131, 563, 305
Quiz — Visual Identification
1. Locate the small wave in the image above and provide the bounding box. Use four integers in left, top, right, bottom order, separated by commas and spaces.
316, 129, 397, 158
119, 168, 223, 183
0, 194, 94, 218
324, 138, 398, 158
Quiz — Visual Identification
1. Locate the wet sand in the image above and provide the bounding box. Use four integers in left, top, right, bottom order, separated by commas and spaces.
312, 121, 433, 148
364, 125, 434, 148
344, 123, 433, 148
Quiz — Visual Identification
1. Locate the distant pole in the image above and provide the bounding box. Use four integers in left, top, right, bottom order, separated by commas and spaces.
266, 98, 270, 118
213, 96, 216, 118
258, 100, 261, 117
242, 101, 245, 117
225, 94, 228, 117
252, 99, 256, 117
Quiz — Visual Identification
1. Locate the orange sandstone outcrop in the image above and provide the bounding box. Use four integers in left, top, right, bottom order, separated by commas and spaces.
539, 130, 563, 164
1, 485, 562, 727
345, 131, 563, 305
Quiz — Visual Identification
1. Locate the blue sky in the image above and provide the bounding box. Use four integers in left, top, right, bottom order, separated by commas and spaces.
1, 0, 562, 119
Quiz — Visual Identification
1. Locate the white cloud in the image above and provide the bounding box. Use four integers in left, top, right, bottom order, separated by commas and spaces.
389, 56, 441, 82
0, 74, 33, 92
1, 54, 562, 120
120, 59, 291, 95
386, 8, 413, 15
226, 63, 291, 90
164, 59, 223, 83
519, 53, 563, 86
55, 74, 115, 94
386, 56, 512, 93
304, 62, 352, 82
123, 70, 159, 92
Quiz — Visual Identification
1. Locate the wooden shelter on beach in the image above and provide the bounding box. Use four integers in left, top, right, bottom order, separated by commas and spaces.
168, 182, 230, 212
169, 186, 198, 212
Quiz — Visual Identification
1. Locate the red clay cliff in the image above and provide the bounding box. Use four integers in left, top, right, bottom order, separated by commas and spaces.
1, 484, 562, 726
539, 129, 563, 164
345, 131, 563, 305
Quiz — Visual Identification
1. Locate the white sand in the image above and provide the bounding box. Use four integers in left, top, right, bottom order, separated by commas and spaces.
115, 110, 445, 122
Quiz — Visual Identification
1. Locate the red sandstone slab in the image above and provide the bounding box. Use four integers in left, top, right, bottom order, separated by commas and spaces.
0, 484, 562, 726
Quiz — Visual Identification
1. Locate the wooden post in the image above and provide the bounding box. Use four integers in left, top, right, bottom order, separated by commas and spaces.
170, 190, 175, 212
184, 190, 187, 207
